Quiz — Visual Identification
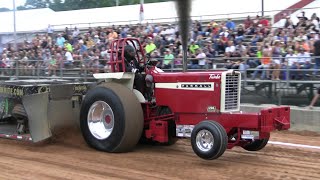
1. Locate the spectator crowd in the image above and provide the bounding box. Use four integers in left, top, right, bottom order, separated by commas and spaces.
1, 11, 320, 80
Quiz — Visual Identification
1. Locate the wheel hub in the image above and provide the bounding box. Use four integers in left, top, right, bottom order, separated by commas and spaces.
87, 101, 114, 140
196, 129, 214, 152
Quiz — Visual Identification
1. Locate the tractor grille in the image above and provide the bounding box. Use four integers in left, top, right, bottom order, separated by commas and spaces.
224, 73, 240, 111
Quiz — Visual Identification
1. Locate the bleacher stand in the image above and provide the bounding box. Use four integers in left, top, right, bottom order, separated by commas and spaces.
1, 12, 320, 80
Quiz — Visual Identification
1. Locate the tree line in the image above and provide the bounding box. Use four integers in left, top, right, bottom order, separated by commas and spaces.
0, 0, 172, 12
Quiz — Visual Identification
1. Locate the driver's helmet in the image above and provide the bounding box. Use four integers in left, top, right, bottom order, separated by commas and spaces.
124, 45, 136, 60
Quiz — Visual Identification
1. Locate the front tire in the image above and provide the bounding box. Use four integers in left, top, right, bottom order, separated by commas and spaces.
191, 120, 228, 160
80, 83, 144, 153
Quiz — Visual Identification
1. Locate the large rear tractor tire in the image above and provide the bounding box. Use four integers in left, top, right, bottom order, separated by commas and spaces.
242, 137, 269, 151
191, 120, 228, 160
80, 83, 144, 153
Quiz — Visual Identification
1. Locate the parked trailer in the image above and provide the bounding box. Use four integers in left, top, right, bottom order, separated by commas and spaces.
0, 38, 291, 160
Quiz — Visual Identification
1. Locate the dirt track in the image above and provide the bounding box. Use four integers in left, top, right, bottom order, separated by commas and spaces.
0, 130, 319, 180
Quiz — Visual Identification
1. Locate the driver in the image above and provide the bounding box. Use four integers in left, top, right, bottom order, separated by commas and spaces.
122, 45, 145, 94
123, 45, 143, 73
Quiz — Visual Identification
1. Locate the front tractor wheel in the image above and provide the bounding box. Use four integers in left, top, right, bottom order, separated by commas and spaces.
242, 137, 270, 151
191, 121, 228, 160
80, 83, 144, 153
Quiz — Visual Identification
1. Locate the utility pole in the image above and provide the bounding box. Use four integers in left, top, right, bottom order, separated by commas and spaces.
261, 0, 264, 17
13, 0, 17, 51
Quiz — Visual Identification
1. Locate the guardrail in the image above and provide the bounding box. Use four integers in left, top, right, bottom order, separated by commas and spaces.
0, 55, 319, 80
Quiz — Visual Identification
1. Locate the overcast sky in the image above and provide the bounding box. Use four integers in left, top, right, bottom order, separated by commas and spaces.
0, 0, 26, 9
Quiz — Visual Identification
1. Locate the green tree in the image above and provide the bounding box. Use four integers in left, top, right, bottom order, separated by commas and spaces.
24, 0, 48, 8
0, 7, 10, 12
49, 0, 66, 11
17, 6, 28, 10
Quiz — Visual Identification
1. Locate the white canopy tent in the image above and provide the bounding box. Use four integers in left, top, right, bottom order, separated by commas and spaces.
0, 0, 302, 34
0, 8, 55, 34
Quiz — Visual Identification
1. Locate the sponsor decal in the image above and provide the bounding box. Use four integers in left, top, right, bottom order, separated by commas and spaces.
209, 74, 221, 79
207, 106, 216, 112
155, 82, 215, 91
176, 125, 195, 137
181, 84, 212, 88
0, 87, 24, 96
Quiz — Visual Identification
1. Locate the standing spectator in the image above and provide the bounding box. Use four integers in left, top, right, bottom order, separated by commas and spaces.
72, 27, 80, 38
244, 16, 253, 29
313, 39, 320, 75
271, 40, 282, 80
308, 87, 320, 109
47, 24, 54, 39
251, 45, 272, 80
260, 16, 269, 27
226, 18, 236, 31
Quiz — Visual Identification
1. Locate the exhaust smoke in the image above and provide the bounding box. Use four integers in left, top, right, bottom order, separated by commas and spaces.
175, 0, 192, 72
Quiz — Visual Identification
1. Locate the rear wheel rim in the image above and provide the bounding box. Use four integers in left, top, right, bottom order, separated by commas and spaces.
87, 101, 114, 140
196, 129, 214, 152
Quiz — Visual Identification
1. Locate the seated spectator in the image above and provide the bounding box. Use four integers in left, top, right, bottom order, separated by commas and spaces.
174, 53, 183, 68
163, 49, 174, 69
225, 41, 236, 57
64, 48, 74, 68
189, 39, 199, 55
284, 49, 298, 79
297, 47, 312, 79
56, 34, 65, 48
145, 37, 157, 55
195, 48, 206, 69
235, 24, 245, 42
48, 52, 58, 76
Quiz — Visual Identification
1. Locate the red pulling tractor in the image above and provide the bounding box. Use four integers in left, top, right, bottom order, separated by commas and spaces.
0, 38, 290, 160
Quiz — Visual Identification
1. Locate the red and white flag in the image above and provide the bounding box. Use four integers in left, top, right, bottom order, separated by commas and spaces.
139, 2, 144, 23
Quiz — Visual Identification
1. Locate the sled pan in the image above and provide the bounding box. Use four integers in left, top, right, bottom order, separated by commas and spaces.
0, 79, 93, 143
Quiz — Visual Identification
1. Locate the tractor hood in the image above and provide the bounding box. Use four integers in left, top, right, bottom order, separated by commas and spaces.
152, 70, 241, 114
